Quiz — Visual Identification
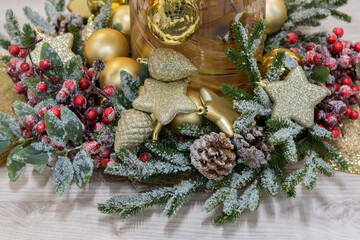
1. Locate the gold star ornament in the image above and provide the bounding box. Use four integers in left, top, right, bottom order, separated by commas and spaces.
29, 29, 76, 65
132, 78, 197, 125
265, 66, 329, 128
67, 0, 92, 18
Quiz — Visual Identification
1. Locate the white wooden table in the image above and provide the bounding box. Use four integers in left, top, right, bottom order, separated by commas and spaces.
1, 1, 360, 239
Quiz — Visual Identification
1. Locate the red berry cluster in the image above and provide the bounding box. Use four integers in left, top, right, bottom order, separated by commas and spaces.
287, 28, 360, 138
85, 132, 115, 168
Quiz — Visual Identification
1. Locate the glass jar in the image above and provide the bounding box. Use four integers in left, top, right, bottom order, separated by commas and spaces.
130, 0, 266, 93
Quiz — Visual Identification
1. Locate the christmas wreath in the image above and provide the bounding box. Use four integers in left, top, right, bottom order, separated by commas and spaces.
0, 0, 359, 225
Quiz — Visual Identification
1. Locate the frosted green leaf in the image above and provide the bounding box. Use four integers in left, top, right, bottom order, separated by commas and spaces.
62, 56, 83, 81
34, 99, 57, 112
12, 142, 57, 165
44, 111, 67, 147
121, 71, 139, 102
13, 101, 38, 127
0, 112, 21, 138
7, 145, 25, 182
61, 107, 83, 143
53, 156, 74, 195
0, 133, 11, 152
73, 151, 93, 188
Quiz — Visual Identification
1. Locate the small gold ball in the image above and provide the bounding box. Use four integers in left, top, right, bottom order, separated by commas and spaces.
265, 0, 287, 35
85, 28, 129, 65
109, 5, 130, 38
261, 48, 301, 75
99, 57, 141, 90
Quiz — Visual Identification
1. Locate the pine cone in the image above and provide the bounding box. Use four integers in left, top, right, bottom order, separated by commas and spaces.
233, 127, 274, 169
190, 132, 236, 180
51, 12, 83, 36
114, 109, 154, 151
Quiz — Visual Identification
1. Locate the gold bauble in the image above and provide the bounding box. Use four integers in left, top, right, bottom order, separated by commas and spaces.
261, 48, 301, 76
168, 90, 203, 136
99, 57, 141, 90
87, 0, 127, 15
147, 0, 200, 45
109, 5, 130, 38
265, 0, 287, 35
85, 28, 129, 65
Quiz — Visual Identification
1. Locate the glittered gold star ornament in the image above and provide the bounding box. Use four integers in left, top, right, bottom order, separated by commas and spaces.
265, 66, 329, 128
29, 29, 76, 65
67, 0, 92, 18
200, 88, 240, 137
81, 15, 95, 43
132, 78, 197, 125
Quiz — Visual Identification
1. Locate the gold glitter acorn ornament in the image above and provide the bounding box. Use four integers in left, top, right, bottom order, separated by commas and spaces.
265, 0, 287, 35
265, 66, 329, 128
109, 5, 130, 38
114, 109, 154, 151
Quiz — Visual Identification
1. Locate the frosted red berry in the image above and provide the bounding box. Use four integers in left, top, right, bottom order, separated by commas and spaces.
324, 114, 338, 127
351, 85, 360, 95
290, 48, 300, 55
104, 85, 116, 97
13, 82, 25, 94
102, 116, 111, 125
313, 53, 325, 66
332, 42, 343, 53
9, 58, 19, 70
18, 49, 27, 58
35, 121, 46, 134
56, 88, 70, 103
326, 32, 337, 44
73, 95, 87, 108
350, 110, 359, 120
94, 122, 104, 131
36, 82, 48, 93
38, 105, 52, 118
286, 32, 298, 44
25, 67, 34, 77
8, 45, 20, 56
334, 83, 340, 92
354, 42, 360, 53
27, 101, 37, 107
324, 58, 337, 71
341, 77, 352, 86
344, 107, 353, 117
22, 129, 32, 139
340, 85, 352, 97
24, 115, 37, 128
86, 109, 98, 120
339, 55, 351, 68
84, 141, 99, 154
99, 146, 111, 158
20, 62, 29, 73
140, 153, 151, 163
100, 158, 110, 168
333, 27, 344, 38
348, 96, 358, 105
63, 80, 76, 93
305, 50, 317, 64
86, 68, 96, 80
39, 59, 51, 71
331, 128, 340, 139
103, 107, 115, 121
79, 78, 90, 90
50, 75, 60, 85
49, 108, 61, 119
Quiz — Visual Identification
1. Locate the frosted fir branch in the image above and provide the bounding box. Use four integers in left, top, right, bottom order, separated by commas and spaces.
268, 121, 303, 145
282, 169, 306, 197
253, 87, 271, 108
309, 124, 333, 140
220, 84, 252, 101
303, 151, 318, 190
45, 0, 57, 22
56, 0, 65, 12
0, 33, 11, 50
21, 24, 36, 48
23, 7, 51, 31
206, 168, 256, 190
260, 168, 279, 196
283, 139, 298, 163
313, 157, 335, 177
264, 50, 286, 82
175, 140, 194, 152
178, 122, 219, 138
94, 1, 112, 30
4, 10, 21, 45
233, 112, 257, 133
248, 20, 266, 53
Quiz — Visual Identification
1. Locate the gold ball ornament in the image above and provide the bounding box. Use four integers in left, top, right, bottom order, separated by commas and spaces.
265, 0, 287, 35
84, 28, 129, 65
99, 57, 141, 90
109, 5, 130, 38
261, 48, 301, 76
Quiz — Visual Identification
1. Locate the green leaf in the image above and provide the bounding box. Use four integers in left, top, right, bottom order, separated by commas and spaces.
60, 107, 83, 143
62, 55, 83, 81
34, 99, 57, 112
40, 42, 63, 76
310, 66, 330, 83
0, 133, 11, 153
12, 142, 57, 165
44, 111, 67, 147
13, 101, 37, 127
73, 151, 93, 188
121, 71, 140, 102
53, 156, 74, 195
34, 164, 47, 173
356, 62, 360, 78
0, 112, 21, 138
7, 145, 25, 182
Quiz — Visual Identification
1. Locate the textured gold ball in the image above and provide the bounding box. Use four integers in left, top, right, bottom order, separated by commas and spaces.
99, 57, 141, 90
85, 28, 129, 65
109, 5, 130, 38
265, 0, 287, 35
168, 90, 203, 136
261, 48, 301, 75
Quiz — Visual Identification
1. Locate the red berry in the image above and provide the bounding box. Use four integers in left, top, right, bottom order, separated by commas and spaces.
13, 82, 25, 94
326, 32, 337, 44
50, 75, 60, 85
324, 113, 338, 127
140, 153, 151, 163
73, 95, 87, 108
36, 82, 48, 93
103, 107, 115, 121
344, 107, 353, 117
27, 101, 37, 107
340, 85, 352, 97
102, 116, 111, 125
22, 129, 32, 139
348, 96, 358, 105
86, 68, 96, 80
35, 121, 46, 134
25, 67, 34, 77
40, 135, 51, 144
56, 88, 70, 103
318, 124, 325, 128
38, 105, 52, 118
87, 109, 98, 120
92, 155, 101, 168
39, 59, 51, 71
94, 122, 104, 131
339, 55, 351, 68
8, 45, 20, 56
286, 32, 298, 44
79, 78, 91, 90
342, 41, 350, 49
54, 105, 63, 110
9, 58, 19, 70
63, 80, 76, 92
350, 110, 359, 120
99, 146, 111, 158
81, 66, 87, 71
100, 158, 110, 168
302, 42, 316, 51
313, 53, 325, 66
352, 56, 360, 67
342, 48, 351, 55
18, 49, 27, 58
332, 42, 343, 53
19, 62, 29, 73
351, 86, 360, 96
104, 85, 116, 97
290, 48, 300, 55
333, 27, 344, 38
49, 108, 61, 119
84, 141, 99, 154
331, 128, 340, 139
334, 83, 340, 91
24, 115, 37, 128
354, 42, 360, 53
341, 76, 352, 86
305, 50, 317, 64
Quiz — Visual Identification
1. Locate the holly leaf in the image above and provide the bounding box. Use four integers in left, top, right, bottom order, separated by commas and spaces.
7, 145, 25, 182
40, 42, 63, 77
53, 156, 74, 195
356, 62, 360, 78
310, 66, 330, 83
44, 111, 67, 147
12, 142, 57, 165
0, 133, 11, 153
62, 55, 83, 81
60, 107, 83, 143
13, 101, 38, 127
0, 112, 21, 138
121, 70, 139, 102
73, 151, 93, 188
34, 98, 57, 112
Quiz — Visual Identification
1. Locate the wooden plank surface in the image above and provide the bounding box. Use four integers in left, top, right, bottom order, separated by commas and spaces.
1, 1, 360, 239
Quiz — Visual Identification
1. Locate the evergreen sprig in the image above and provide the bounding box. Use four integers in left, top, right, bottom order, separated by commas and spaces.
23, 6, 51, 31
